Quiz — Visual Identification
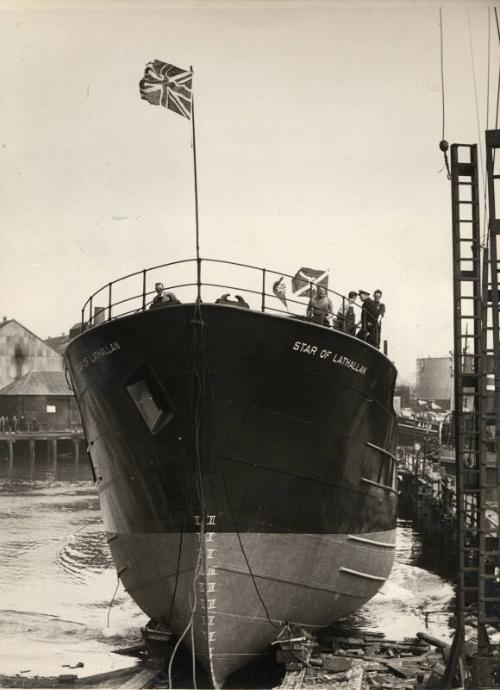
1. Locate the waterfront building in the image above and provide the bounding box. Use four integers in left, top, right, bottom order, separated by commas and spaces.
0, 317, 62, 390
0, 370, 80, 431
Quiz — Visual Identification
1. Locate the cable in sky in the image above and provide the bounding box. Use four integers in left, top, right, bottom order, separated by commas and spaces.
438, 7, 451, 180
481, 6, 492, 247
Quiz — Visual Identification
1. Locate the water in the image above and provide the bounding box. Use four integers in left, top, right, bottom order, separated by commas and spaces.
0, 450, 147, 678
0, 449, 455, 681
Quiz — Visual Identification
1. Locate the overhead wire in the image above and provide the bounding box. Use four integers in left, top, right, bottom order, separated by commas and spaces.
439, 7, 452, 180
467, 10, 486, 208
495, 8, 500, 129
481, 7, 492, 247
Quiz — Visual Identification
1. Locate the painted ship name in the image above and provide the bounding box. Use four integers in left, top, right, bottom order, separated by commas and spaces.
292, 340, 368, 375
76, 341, 121, 372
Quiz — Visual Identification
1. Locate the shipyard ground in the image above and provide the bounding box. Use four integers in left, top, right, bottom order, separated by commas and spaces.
0, 629, 463, 690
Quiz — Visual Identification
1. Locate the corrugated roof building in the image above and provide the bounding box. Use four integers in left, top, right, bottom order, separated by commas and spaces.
0, 370, 80, 431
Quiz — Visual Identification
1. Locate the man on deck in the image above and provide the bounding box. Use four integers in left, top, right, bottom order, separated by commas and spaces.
357, 290, 379, 347
308, 286, 333, 326
337, 291, 357, 335
373, 289, 386, 348
149, 282, 180, 309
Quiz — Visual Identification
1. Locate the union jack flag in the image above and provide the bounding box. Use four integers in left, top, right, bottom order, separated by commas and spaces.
139, 60, 192, 119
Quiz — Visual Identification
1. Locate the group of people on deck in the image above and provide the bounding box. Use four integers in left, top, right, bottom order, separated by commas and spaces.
307, 287, 385, 349
147, 281, 385, 349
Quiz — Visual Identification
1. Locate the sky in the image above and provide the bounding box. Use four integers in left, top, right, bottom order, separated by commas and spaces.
0, 0, 497, 381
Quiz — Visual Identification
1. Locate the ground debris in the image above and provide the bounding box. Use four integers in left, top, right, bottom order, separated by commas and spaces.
276, 629, 443, 689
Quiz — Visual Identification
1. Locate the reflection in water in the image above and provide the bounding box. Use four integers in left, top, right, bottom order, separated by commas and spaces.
0, 448, 455, 680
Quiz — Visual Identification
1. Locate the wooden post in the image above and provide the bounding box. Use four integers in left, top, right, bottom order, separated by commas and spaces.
8, 439, 13, 468
29, 439, 35, 462
74, 438, 80, 463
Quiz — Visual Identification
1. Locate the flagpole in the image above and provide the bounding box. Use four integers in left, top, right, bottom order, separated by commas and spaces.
190, 66, 201, 303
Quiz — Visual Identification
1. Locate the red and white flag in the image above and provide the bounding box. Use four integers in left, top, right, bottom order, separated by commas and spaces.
139, 60, 193, 119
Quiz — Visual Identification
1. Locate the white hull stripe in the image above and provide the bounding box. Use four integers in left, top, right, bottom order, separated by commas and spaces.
339, 567, 387, 582
347, 534, 396, 549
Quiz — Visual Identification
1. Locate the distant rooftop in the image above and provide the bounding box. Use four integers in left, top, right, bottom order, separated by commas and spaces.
0, 370, 71, 396
45, 334, 70, 356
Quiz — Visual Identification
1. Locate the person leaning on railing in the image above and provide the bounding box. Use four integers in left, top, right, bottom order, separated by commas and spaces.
307, 287, 333, 326
149, 282, 180, 309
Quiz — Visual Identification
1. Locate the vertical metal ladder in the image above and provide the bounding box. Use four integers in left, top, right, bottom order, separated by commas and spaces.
481, 129, 500, 634
446, 132, 500, 688
445, 143, 483, 687
467, 128, 500, 688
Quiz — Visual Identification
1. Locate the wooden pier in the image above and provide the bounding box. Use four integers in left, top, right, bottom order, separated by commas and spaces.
0, 430, 85, 463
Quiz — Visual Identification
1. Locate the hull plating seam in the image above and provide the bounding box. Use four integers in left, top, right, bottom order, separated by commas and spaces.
223, 454, 395, 496
124, 564, 384, 599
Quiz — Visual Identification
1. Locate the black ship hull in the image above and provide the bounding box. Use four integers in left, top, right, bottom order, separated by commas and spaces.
65, 303, 398, 687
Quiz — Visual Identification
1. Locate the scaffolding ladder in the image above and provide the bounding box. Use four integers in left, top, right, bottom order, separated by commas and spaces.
447, 132, 500, 688
445, 143, 483, 687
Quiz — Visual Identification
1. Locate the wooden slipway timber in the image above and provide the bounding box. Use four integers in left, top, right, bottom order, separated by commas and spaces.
65, 302, 398, 687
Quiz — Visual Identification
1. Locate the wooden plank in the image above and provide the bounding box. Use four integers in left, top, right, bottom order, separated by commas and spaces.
120, 666, 160, 688
76, 662, 161, 688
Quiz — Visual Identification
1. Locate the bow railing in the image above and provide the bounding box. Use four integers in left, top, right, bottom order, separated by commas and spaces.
81, 257, 363, 332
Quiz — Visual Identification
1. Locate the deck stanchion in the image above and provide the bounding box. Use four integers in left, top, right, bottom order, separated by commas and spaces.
261, 269, 266, 312
108, 283, 112, 321
197, 258, 201, 303
89, 297, 93, 327
142, 270, 147, 310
